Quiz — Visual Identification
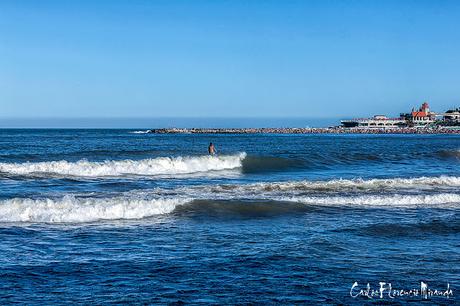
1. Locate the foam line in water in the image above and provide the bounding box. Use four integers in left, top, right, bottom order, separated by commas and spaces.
2, 192, 459, 224
0, 153, 246, 177
0, 196, 191, 223
2, 175, 460, 224
284, 193, 460, 207
208, 176, 460, 193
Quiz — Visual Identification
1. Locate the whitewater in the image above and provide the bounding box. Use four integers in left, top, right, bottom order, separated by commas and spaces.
0, 153, 246, 177
2, 175, 460, 223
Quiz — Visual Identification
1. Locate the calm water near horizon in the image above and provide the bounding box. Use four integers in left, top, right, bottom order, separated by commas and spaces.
0, 129, 459, 304
0, 117, 340, 129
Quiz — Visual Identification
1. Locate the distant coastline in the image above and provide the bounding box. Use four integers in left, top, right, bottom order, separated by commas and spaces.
146, 102, 460, 134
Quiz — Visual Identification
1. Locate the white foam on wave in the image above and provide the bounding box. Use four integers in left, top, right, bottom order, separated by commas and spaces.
284, 193, 460, 208
0, 196, 191, 223
2, 191, 459, 224
2, 175, 460, 224
209, 176, 460, 193
0, 153, 247, 177
130, 130, 150, 134
187, 178, 460, 208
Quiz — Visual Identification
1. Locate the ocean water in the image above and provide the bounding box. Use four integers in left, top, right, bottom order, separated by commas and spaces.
0, 129, 459, 304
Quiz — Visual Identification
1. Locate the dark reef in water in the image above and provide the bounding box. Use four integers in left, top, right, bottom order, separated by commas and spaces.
148, 127, 460, 134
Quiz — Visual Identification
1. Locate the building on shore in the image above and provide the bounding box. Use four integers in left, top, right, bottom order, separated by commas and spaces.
400, 102, 436, 126
341, 102, 444, 128
442, 108, 460, 125
341, 115, 406, 128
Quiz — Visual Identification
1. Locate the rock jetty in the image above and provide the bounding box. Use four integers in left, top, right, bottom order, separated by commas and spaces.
147, 127, 460, 134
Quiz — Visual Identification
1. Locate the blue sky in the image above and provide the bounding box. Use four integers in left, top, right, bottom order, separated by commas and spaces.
1, 0, 460, 121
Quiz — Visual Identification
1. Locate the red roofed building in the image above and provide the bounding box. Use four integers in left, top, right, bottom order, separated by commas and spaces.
409, 102, 436, 126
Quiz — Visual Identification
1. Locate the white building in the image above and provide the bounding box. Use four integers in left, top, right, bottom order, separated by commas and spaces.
443, 108, 460, 123
341, 115, 406, 128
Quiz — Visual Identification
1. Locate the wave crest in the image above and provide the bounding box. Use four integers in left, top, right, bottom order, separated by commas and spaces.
209, 176, 460, 193
285, 193, 460, 207
2, 191, 459, 224
0, 196, 190, 223
2, 175, 460, 224
0, 153, 246, 177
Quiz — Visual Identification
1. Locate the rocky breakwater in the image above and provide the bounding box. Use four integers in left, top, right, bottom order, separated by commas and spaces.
148, 127, 460, 134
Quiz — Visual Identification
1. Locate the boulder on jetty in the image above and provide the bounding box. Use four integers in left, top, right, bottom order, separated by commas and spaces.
147, 127, 460, 134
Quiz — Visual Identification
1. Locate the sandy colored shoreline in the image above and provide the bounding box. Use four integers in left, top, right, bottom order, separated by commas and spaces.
147, 127, 460, 134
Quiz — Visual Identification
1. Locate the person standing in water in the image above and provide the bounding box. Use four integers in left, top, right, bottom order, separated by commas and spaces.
208, 142, 217, 155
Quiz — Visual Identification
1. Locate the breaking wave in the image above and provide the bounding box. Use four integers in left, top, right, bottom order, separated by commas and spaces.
206, 176, 460, 194
130, 130, 150, 134
284, 193, 460, 207
0, 196, 190, 223
2, 175, 460, 224
0, 153, 246, 177
2, 190, 460, 224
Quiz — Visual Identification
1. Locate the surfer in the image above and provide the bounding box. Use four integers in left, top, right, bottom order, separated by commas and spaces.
208, 142, 217, 155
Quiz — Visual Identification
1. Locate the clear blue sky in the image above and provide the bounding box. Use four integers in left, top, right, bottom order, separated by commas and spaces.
1, 0, 460, 120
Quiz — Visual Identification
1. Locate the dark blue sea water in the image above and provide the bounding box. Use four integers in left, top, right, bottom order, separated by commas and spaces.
0, 129, 459, 304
